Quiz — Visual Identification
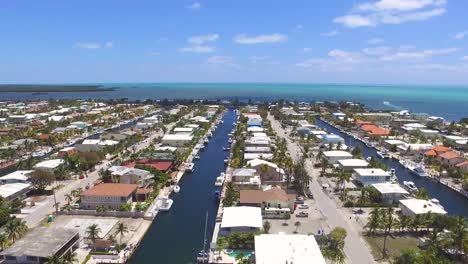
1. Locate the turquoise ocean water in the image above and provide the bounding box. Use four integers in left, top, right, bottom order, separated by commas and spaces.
2, 83, 467, 120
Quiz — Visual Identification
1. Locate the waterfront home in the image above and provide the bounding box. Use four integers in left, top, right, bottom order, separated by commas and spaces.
332, 112, 346, 120
247, 119, 262, 128
254, 234, 326, 264
352, 168, 391, 187
75, 139, 119, 152
319, 134, 345, 145
220, 206, 262, 236
0, 227, 80, 264
455, 160, 468, 173
239, 187, 295, 218
322, 151, 353, 164
247, 126, 264, 133
371, 183, 409, 204
244, 146, 271, 154
419, 129, 440, 138
108, 166, 153, 187
161, 134, 193, 147
397, 143, 433, 155
245, 137, 270, 147
401, 123, 426, 132
173, 127, 195, 135
232, 168, 261, 187
244, 153, 273, 161
384, 139, 407, 150
33, 159, 65, 175
80, 183, 138, 210
437, 151, 464, 167
246, 159, 285, 183
337, 159, 369, 171
0, 170, 32, 184
57, 147, 77, 158
0, 183, 32, 203
360, 124, 390, 137
190, 115, 210, 123
399, 199, 447, 217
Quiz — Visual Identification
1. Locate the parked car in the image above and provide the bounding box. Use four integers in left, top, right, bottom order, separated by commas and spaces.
296, 212, 309, 217
298, 204, 309, 209
71, 203, 80, 209
306, 190, 314, 199
295, 196, 305, 204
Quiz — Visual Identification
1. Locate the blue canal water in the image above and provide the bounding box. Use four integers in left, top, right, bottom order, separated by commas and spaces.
129, 109, 236, 264
316, 119, 468, 217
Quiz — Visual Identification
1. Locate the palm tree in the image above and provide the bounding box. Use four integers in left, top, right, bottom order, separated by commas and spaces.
64, 194, 73, 205
451, 216, 468, 260
0, 233, 8, 250
382, 207, 395, 259
86, 224, 101, 244
4, 219, 28, 242
216, 237, 227, 257
115, 222, 129, 245
294, 221, 301, 233
44, 255, 65, 264
365, 208, 381, 236
396, 214, 411, 233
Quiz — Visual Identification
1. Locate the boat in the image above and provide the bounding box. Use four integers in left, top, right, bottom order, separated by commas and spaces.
173, 185, 180, 193
185, 163, 195, 172
430, 198, 443, 209
403, 181, 418, 192
219, 120, 224, 124
204, 138, 209, 144
223, 147, 230, 151
214, 173, 225, 187
194, 155, 200, 160
412, 164, 429, 177
228, 138, 233, 143
200, 145, 205, 151
224, 159, 229, 164
196, 211, 209, 263
157, 197, 173, 211
214, 190, 221, 200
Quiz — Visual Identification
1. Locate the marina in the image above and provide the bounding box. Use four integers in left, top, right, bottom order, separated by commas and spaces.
316, 119, 468, 216
129, 109, 236, 263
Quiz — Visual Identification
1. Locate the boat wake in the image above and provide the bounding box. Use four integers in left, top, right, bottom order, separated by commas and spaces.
382, 100, 403, 110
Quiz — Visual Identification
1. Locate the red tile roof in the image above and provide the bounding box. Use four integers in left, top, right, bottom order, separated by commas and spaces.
433, 146, 450, 153
455, 160, 468, 167
424, 149, 437, 156
81, 183, 137, 197
438, 151, 461, 160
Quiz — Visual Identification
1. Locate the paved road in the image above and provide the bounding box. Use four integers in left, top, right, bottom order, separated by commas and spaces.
24, 112, 193, 228
268, 113, 376, 264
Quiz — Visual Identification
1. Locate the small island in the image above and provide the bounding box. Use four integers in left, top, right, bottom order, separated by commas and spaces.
0, 85, 115, 93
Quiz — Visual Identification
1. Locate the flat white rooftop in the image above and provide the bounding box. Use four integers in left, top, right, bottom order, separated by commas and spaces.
400, 199, 447, 215
338, 159, 368, 167
162, 134, 193, 140
323, 151, 353, 158
372, 183, 409, 195
34, 159, 64, 169
0, 170, 32, 182
353, 168, 390, 177
0, 183, 31, 199
255, 234, 326, 264
221, 206, 262, 229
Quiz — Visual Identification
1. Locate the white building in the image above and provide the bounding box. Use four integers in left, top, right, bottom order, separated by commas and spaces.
337, 159, 368, 171
0, 183, 32, 202
33, 159, 65, 175
399, 199, 447, 217
173, 127, 195, 135
0, 170, 32, 184
352, 168, 391, 186
255, 234, 326, 264
371, 183, 409, 204
162, 134, 193, 147
220, 206, 262, 235
323, 151, 353, 164
419, 129, 439, 138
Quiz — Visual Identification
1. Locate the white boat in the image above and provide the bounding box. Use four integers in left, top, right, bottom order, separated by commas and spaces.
215, 173, 225, 187
219, 120, 224, 124
194, 155, 200, 160
185, 163, 195, 172
430, 198, 443, 209
207, 132, 212, 138
412, 164, 429, 177
204, 138, 209, 144
173, 185, 180, 193
403, 181, 418, 192
224, 159, 229, 164
228, 138, 233, 143
223, 147, 230, 151
157, 197, 173, 211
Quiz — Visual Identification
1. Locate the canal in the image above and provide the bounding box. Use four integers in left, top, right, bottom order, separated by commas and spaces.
129, 109, 236, 263
316, 119, 468, 216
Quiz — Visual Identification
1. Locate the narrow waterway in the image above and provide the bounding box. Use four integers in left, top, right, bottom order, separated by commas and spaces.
316, 119, 468, 216
129, 109, 236, 264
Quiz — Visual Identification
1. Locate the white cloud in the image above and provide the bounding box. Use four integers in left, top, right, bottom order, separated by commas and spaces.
293, 24, 303, 32
362, 46, 391, 55
233, 33, 287, 44
249, 56, 269, 63
178, 45, 215, 53
105, 42, 113, 48
380, 48, 459, 61
328, 49, 363, 62
367, 38, 385, 44
75, 42, 101, 49
453, 31, 467, 40
187, 2, 201, 10
188, 34, 219, 45
334, 0, 447, 28
321, 30, 340, 37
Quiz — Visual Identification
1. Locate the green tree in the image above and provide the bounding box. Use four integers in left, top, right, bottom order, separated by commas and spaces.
4, 219, 28, 243
381, 207, 396, 258
115, 222, 129, 245
365, 208, 381, 236
86, 224, 101, 244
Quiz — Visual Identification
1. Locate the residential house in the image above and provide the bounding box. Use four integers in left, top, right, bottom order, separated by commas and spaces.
239, 187, 295, 219
108, 166, 153, 187
437, 151, 464, 167
246, 159, 285, 183
220, 206, 262, 236
33, 159, 65, 175
337, 159, 369, 171
352, 168, 391, 186
0, 170, 32, 184
231, 168, 261, 187
322, 151, 353, 164
161, 134, 193, 147
400, 199, 447, 217
371, 183, 409, 204
80, 183, 138, 210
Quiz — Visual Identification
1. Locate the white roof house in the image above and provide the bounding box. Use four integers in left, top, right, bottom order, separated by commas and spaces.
34, 159, 65, 170
255, 234, 326, 264
162, 134, 194, 147
337, 159, 369, 170
0, 183, 32, 201
82, 139, 119, 146
0, 170, 32, 184
221, 207, 262, 234
372, 183, 409, 204
400, 199, 447, 216
174, 127, 194, 133
323, 151, 353, 164
353, 168, 391, 186
244, 153, 273, 161
247, 127, 264, 132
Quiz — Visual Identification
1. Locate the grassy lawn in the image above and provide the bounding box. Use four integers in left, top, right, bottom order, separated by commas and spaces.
364, 234, 419, 261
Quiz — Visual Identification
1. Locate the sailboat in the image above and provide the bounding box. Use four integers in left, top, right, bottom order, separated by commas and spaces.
196, 211, 209, 263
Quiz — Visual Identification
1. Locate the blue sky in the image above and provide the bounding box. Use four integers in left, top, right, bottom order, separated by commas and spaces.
1, 0, 468, 84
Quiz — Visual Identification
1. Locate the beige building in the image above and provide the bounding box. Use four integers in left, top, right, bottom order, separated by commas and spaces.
80, 183, 137, 210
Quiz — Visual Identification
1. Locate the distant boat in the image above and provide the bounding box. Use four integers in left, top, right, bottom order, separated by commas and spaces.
194, 155, 200, 160
403, 181, 418, 192
173, 185, 180, 193
223, 147, 230, 151
214, 173, 225, 187
214, 191, 221, 200
185, 163, 195, 172
228, 138, 233, 143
